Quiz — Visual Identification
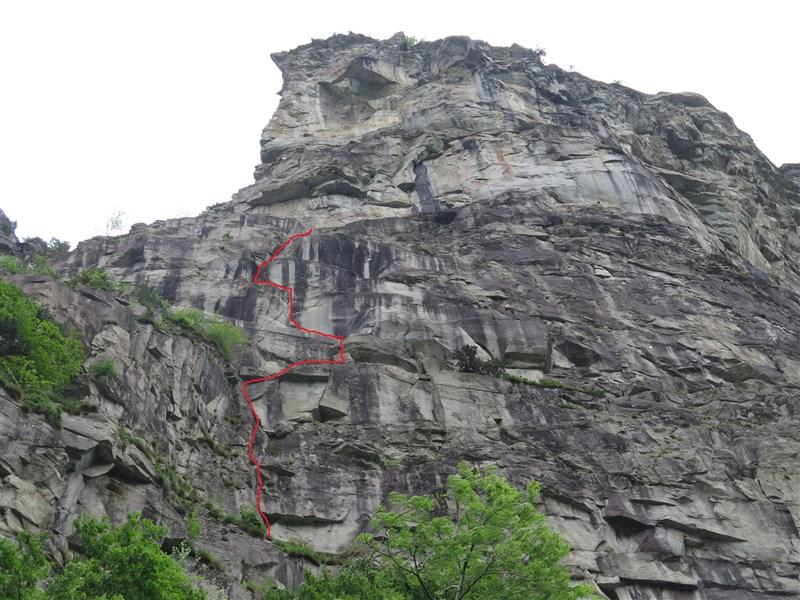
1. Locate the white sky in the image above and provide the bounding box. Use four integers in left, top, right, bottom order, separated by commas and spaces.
1, 0, 797, 247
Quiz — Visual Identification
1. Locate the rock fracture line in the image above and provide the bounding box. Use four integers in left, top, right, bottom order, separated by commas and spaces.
241, 228, 345, 540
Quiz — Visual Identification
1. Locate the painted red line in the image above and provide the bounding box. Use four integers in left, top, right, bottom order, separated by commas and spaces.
241, 228, 345, 540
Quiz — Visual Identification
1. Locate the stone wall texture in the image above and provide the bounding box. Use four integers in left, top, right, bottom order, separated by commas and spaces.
2, 33, 800, 599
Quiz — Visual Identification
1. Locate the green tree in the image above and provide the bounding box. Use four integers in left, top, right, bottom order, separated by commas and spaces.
0, 531, 50, 600
263, 557, 402, 600
267, 463, 594, 600
46, 239, 70, 256
0, 279, 84, 392
46, 513, 206, 600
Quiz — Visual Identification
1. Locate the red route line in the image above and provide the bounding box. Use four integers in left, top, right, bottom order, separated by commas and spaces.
241, 227, 345, 540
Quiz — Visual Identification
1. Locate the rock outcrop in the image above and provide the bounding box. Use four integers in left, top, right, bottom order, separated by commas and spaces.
2, 33, 799, 599
0, 209, 18, 254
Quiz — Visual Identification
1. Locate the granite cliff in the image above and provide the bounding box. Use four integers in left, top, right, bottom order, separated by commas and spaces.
2, 33, 800, 599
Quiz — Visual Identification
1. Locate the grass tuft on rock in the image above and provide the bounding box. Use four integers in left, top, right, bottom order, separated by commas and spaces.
503, 373, 606, 398
168, 307, 246, 360
222, 508, 267, 538
89, 358, 119, 379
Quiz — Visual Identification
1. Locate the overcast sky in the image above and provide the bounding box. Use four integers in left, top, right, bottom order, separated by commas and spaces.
1, 1, 797, 247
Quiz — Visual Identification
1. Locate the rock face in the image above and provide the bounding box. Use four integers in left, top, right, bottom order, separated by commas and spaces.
0, 209, 18, 253
2, 33, 800, 599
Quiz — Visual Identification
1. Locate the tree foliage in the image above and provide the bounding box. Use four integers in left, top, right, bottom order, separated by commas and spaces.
0, 531, 49, 600
0, 279, 84, 426
0, 279, 83, 393
453, 345, 505, 377
17, 237, 70, 257
266, 463, 594, 599
0, 215, 16, 236
0, 470, 593, 600
46, 238, 71, 256
47, 514, 206, 600
263, 557, 401, 600
0, 514, 207, 600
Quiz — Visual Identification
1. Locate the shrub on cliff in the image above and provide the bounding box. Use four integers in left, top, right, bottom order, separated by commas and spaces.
129, 286, 246, 361
0, 255, 25, 275
453, 344, 505, 377
0, 253, 60, 279
264, 463, 595, 599
169, 307, 246, 361
204, 320, 247, 360
0, 279, 84, 425
70, 267, 114, 291
169, 307, 206, 331
89, 358, 118, 379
